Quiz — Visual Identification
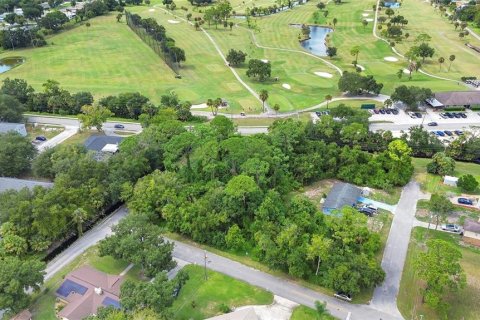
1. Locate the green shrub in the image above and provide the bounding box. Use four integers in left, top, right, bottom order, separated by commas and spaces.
444, 107, 465, 111
458, 174, 479, 192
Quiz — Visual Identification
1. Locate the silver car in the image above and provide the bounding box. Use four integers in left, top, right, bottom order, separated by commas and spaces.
441, 224, 462, 233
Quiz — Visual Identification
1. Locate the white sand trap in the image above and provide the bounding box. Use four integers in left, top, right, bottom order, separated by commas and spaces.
353, 64, 365, 70
403, 69, 411, 74
364, 9, 373, 12
148, 8, 155, 11
362, 13, 369, 17
191, 103, 207, 109
168, 19, 180, 24
282, 83, 291, 90
384, 56, 399, 62
261, 59, 269, 63
314, 71, 333, 78
366, 18, 374, 22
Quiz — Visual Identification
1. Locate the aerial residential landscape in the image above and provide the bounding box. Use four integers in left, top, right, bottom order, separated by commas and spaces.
0, 0, 480, 319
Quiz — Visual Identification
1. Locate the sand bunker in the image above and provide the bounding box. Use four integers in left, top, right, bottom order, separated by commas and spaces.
148, 8, 155, 11
282, 83, 291, 90
362, 13, 369, 17
314, 71, 333, 78
384, 56, 399, 62
403, 69, 411, 74
191, 103, 207, 109
261, 59, 269, 63
168, 20, 180, 24
353, 64, 365, 71
365, 18, 374, 22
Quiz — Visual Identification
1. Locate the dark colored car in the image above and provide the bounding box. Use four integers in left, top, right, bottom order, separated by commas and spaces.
415, 112, 422, 118
445, 112, 454, 118
453, 113, 461, 118
454, 130, 464, 135
373, 109, 380, 114
427, 122, 438, 126
436, 131, 445, 136
458, 198, 473, 205
315, 112, 321, 116
379, 109, 386, 114
114, 124, 125, 129
444, 130, 453, 136
385, 109, 392, 114
460, 113, 467, 118
358, 207, 375, 217
35, 136, 47, 141
391, 109, 399, 115
334, 292, 352, 302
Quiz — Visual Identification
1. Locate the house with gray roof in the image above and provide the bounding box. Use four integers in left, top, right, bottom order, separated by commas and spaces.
0, 122, 27, 136
0, 177, 53, 193
84, 135, 124, 152
323, 182, 362, 214
427, 91, 480, 108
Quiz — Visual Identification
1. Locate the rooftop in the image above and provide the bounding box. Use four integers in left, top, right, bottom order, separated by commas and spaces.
84, 135, 124, 152
0, 177, 53, 193
464, 220, 480, 234
433, 91, 480, 106
56, 266, 123, 320
323, 182, 362, 213
0, 122, 27, 136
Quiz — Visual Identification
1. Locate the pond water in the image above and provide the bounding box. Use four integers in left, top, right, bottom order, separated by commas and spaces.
0, 57, 24, 73
300, 26, 333, 57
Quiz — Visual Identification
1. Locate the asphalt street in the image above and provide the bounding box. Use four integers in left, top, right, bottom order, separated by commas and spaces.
371, 182, 429, 316
44, 206, 128, 281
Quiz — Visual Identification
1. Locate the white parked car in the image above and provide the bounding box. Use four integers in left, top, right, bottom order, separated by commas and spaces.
441, 224, 462, 233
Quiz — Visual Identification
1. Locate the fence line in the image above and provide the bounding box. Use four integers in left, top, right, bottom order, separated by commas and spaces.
125, 11, 180, 75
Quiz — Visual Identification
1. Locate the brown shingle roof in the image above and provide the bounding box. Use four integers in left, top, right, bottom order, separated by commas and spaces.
56, 266, 124, 320
434, 91, 480, 106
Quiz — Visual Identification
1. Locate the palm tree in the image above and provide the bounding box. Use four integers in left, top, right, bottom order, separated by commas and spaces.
438, 57, 445, 71
362, 19, 368, 29
207, 98, 214, 115
259, 90, 269, 112
350, 46, 360, 66
448, 54, 455, 72
325, 94, 332, 109
384, 98, 393, 108
72, 208, 88, 237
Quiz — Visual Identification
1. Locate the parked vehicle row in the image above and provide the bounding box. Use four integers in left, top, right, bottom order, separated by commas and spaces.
371, 108, 399, 115
315, 110, 330, 117
432, 130, 463, 137
440, 112, 467, 119
408, 112, 423, 119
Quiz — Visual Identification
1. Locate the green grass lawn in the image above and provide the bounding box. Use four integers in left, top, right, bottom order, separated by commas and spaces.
61, 130, 100, 146
290, 305, 336, 320
391, 0, 480, 81
412, 157, 480, 195
1, 0, 468, 115
30, 246, 140, 320
170, 264, 273, 320
398, 227, 480, 320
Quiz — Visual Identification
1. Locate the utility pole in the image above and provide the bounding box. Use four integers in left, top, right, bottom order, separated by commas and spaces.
204, 250, 208, 280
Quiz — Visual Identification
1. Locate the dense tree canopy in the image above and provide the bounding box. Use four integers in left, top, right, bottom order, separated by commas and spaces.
0, 93, 24, 122
338, 72, 383, 95
0, 132, 36, 177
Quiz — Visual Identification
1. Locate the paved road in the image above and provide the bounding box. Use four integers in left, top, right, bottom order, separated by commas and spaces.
44, 206, 128, 281
36, 125, 78, 152
171, 240, 402, 320
40, 203, 401, 320
371, 182, 428, 316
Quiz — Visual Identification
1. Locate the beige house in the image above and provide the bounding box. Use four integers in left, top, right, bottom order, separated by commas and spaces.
463, 220, 480, 247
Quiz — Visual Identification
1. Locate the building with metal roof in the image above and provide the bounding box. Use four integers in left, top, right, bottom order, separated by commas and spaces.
323, 182, 362, 214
